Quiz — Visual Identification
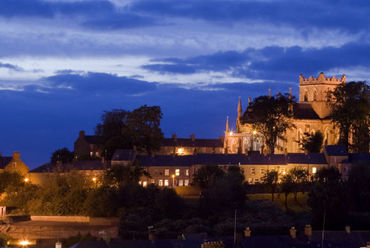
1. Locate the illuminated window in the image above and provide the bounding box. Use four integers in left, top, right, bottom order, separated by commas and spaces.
248, 178, 252, 183
158, 180, 163, 186
90, 152, 93, 157
312, 167, 317, 174
185, 169, 189, 176
143, 181, 147, 187
150, 179, 155, 184
177, 147, 184, 155
280, 168, 286, 175
164, 180, 169, 186
184, 179, 189, 186
138, 181, 142, 185
179, 179, 184, 186
250, 168, 255, 174
165, 169, 169, 176
260, 168, 265, 174
175, 169, 180, 176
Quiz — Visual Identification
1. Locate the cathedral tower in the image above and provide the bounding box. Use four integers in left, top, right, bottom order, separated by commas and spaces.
299, 72, 345, 118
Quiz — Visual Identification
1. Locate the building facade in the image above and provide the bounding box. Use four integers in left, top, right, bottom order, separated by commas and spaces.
224, 73, 343, 154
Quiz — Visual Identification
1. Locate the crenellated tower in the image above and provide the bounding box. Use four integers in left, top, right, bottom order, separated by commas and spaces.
299, 72, 345, 118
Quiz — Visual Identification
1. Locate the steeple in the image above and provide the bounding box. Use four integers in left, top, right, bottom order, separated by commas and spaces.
226, 116, 229, 132
237, 97, 242, 119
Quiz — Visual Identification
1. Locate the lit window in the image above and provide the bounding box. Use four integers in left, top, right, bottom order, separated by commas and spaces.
164, 180, 169, 186
95, 152, 99, 157
260, 168, 265, 174
138, 181, 142, 185
143, 181, 147, 187
158, 180, 163, 186
179, 179, 184, 186
150, 179, 155, 184
90, 152, 93, 157
248, 178, 252, 183
280, 168, 286, 175
175, 169, 180, 176
251, 168, 255, 174
165, 169, 169, 176
312, 167, 317, 174
177, 148, 184, 155
184, 179, 189, 186
185, 169, 189, 176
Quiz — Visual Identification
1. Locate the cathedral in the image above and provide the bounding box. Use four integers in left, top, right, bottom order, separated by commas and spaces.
224, 72, 345, 154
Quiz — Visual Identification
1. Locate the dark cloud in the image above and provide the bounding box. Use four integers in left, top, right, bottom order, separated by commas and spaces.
131, 0, 370, 32
143, 42, 370, 82
0, 62, 23, 71
45, 72, 157, 95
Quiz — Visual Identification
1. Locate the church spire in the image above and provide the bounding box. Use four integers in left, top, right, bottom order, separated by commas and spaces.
226, 116, 229, 132
237, 97, 242, 119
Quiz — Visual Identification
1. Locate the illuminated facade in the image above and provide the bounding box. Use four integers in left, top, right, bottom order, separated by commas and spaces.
224, 73, 343, 154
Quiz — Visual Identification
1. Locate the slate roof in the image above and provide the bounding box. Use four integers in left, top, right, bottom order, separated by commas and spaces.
286, 153, 327, 164
348, 153, 370, 164
136, 153, 327, 167
325, 145, 348, 156
31, 160, 107, 173
111, 149, 136, 161
242, 102, 323, 123
0, 156, 12, 169
162, 138, 223, 148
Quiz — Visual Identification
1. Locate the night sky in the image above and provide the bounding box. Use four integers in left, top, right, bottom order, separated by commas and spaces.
1, 0, 370, 167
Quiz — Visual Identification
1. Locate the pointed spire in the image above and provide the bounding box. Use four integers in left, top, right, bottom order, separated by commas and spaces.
268, 88, 271, 98
226, 116, 229, 132
237, 97, 242, 119
248, 97, 251, 105
289, 87, 292, 100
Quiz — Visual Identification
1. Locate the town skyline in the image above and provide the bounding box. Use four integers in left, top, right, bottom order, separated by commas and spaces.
1, 0, 370, 166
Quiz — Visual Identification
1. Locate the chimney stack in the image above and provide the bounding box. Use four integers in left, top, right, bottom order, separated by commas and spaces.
304, 224, 312, 237
0, 152, 2, 157
290, 226, 296, 239
345, 225, 350, 234
13, 152, 20, 160
244, 227, 251, 237
190, 134, 195, 141
79, 130, 85, 137
172, 134, 177, 141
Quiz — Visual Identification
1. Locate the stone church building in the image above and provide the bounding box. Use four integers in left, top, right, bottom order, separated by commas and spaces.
224, 73, 345, 154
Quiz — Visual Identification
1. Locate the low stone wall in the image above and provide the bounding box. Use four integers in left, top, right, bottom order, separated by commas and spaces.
30, 216, 90, 223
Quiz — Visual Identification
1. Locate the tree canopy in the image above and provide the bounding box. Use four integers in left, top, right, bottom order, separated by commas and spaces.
328, 81, 369, 152
95, 105, 164, 159
50, 147, 74, 164
243, 94, 295, 154
299, 131, 323, 153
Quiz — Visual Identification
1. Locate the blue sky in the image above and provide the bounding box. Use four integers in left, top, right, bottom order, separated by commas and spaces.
1, 0, 370, 167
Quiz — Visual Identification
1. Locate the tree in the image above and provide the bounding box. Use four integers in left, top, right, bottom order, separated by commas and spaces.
347, 163, 370, 212
50, 147, 74, 164
192, 165, 225, 190
308, 167, 349, 229
243, 94, 294, 154
289, 167, 308, 202
95, 105, 164, 158
281, 174, 294, 211
127, 105, 164, 155
104, 160, 149, 187
328, 81, 369, 152
299, 131, 323, 153
261, 170, 279, 201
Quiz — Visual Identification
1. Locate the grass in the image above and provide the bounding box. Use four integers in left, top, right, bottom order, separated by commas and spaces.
248, 192, 310, 213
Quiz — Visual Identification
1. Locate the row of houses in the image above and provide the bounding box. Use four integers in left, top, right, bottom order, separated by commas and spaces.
1, 144, 368, 187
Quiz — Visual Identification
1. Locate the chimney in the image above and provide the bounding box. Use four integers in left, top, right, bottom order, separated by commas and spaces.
290, 226, 296, 239
0, 152, 2, 157
219, 136, 224, 142
244, 227, 251, 237
12, 152, 20, 160
190, 134, 195, 141
172, 134, 177, 141
304, 224, 312, 237
345, 225, 350, 234
79, 130, 85, 138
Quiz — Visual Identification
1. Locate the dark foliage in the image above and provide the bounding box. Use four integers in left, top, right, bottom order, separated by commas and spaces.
50, 147, 74, 164
299, 131, 323, 153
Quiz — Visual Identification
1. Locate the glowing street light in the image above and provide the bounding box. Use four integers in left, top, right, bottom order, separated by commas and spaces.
171, 174, 176, 187
252, 130, 257, 135
24, 178, 29, 183
19, 240, 31, 247
92, 177, 97, 183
